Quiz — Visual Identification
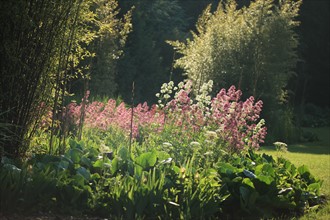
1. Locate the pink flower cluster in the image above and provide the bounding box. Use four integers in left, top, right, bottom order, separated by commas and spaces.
163, 84, 267, 150
66, 100, 165, 137
210, 86, 267, 150
40, 83, 266, 151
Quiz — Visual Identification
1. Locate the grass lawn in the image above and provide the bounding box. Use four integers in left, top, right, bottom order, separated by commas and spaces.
260, 127, 330, 219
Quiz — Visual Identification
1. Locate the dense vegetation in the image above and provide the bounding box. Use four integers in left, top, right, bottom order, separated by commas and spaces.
0, 0, 329, 219
0, 83, 325, 218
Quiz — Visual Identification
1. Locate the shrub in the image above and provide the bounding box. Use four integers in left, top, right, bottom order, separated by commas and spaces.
158, 81, 267, 152
1, 139, 324, 219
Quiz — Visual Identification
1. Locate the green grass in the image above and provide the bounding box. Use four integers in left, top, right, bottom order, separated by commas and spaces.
260, 127, 330, 219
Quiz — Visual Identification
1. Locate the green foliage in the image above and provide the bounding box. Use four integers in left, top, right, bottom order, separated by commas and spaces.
84, 0, 132, 98
260, 130, 330, 220
1, 127, 325, 219
0, 0, 131, 158
171, 0, 301, 98
266, 107, 300, 144
0, 0, 90, 157
117, 0, 187, 103
169, 0, 302, 142
216, 150, 323, 218
300, 103, 330, 128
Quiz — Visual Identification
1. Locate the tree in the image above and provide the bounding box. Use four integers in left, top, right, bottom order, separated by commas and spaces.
293, 0, 330, 108
0, 0, 130, 158
169, 0, 302, 142
0, 0, 85, 157
117, 0, 186, 104
82, 0, 132, 98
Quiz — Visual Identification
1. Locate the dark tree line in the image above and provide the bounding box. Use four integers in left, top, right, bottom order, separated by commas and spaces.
0, 0, 329, 158
115, 0, 329, 108
0, 0, 131, 158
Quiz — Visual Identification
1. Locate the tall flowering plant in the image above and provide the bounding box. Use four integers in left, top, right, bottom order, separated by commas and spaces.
64, 99, 164, 138
157, 81, 267, 151
40, 80, 266, 152
209, 86, 267, 151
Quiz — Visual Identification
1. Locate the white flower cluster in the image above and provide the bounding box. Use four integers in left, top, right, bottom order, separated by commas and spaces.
253, 119, 265, 134
273, 141, 288, 152
156, 81, 176, 108
195, 80, 213, 115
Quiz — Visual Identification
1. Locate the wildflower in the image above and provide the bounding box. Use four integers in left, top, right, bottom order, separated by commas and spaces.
164, 94, 170, 99
180, 167, 186, 173
205, 131, 217, 140
273, 141, 288, 152
194, 172, 200, 180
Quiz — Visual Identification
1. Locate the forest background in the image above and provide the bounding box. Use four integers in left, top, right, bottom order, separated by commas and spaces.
0, 0, 329, 158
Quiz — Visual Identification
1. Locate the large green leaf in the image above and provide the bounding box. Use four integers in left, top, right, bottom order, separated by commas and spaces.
298, 165, 310, 175
93, 160, 103, 168
255, 164, 275, 177
73, 174, 85, 187
217, 162, 237, 175
67, 148, 83, 164
76, 167, 91, 181
118, 146, 129, 161
156, 151, 171, 162
80, 156, 92, 168
256, 175, 274, 185
307, 182, 321, 195
240, 183, 259, 211
135, 151, 157, 169
242, 178, 255, 189
111, 157, 119, 174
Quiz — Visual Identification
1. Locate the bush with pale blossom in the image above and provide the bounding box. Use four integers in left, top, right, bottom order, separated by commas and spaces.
45, 80, 266, 152
160, 81, 267, 151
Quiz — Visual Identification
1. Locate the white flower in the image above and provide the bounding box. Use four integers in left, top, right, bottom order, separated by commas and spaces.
205, 131, 217, 139
162, 142, 173, 147
273, 141, 287, 147
164, 94, 170, 99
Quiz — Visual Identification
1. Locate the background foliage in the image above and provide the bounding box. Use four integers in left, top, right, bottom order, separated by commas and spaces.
0, 0, 329, 218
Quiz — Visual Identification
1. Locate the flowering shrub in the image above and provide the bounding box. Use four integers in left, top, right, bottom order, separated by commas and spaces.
158, 80, 267, 151
21, 84, 324, 219
209, 86, 267, 150
41, 80, 266, 152
65, 99, 164, 138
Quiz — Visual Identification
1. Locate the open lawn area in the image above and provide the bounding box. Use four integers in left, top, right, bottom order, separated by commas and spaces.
260, 127, 330, 219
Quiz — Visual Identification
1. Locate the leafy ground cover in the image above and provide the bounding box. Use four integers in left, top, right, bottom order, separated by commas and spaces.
261, 127, 330, 219
0, 82, 327, 219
